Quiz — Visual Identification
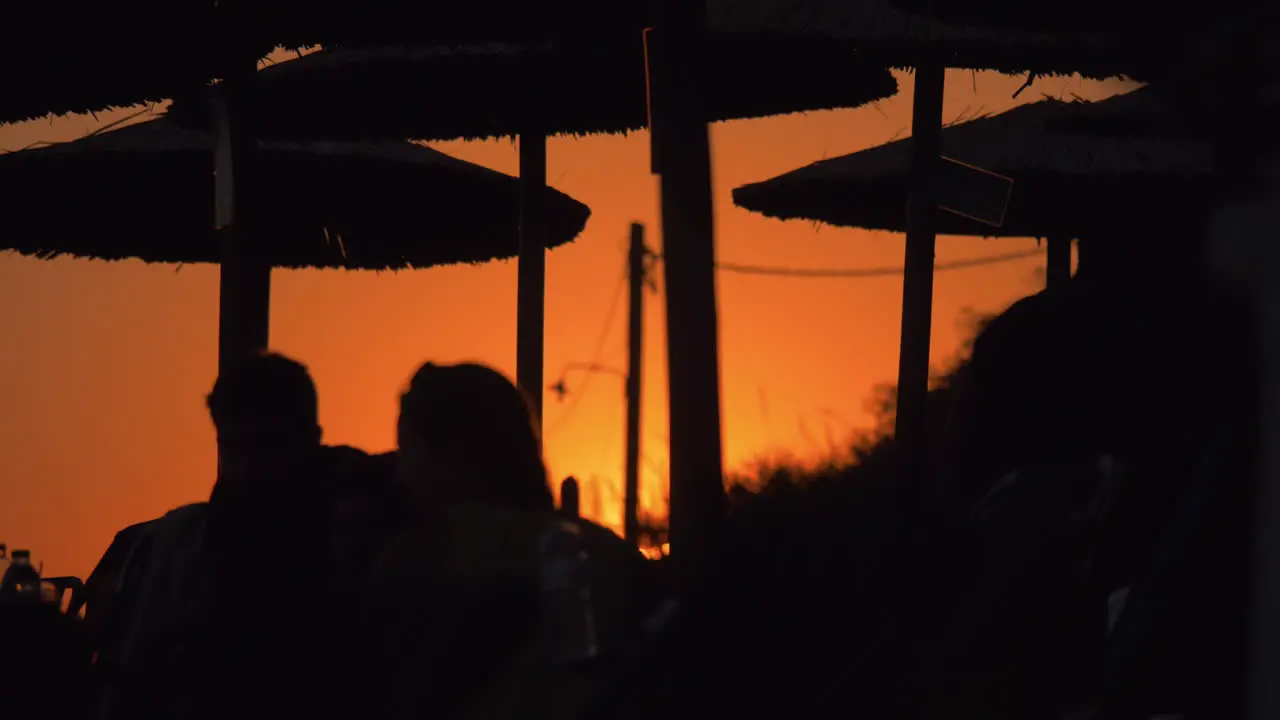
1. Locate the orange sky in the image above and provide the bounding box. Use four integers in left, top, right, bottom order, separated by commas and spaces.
0, 65, 1134, 577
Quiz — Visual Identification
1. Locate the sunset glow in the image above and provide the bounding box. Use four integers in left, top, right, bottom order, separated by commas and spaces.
0, 61, 1135, 577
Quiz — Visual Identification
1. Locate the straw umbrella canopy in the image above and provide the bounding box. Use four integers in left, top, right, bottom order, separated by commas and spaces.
704, 0, 1141, 79
0, 116, 589, 268
252, 0, 643, 51
0, 0, 609, 126
0, 4, 633, 383
699, 0, 1160, 488
166, 39, 900, 141
0, 1, 295, 126
733, 89, 1210, 239
879, 0, 1255, 49
733, 86, 1212, 288
248, 0, 1142, 79
869, 0, 1277, 158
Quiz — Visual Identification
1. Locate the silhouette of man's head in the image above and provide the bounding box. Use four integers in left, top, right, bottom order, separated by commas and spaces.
206, 352, 322, 486
396, 362, 553, 513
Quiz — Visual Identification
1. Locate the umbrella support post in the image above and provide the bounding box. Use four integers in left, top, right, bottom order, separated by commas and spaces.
1046, 235, 1072, 288
217, 252, 272, 375
517, 131, 548, 429
893, 62, 946, 493
213, 55, 271, 376
651, 0, 726, 568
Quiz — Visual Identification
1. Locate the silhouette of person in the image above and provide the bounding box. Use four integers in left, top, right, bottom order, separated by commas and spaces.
87, 352, 389, 720
393, 362, 555, 516
330, 449, 402, 578
184, 352, 343, 720
344, 362, 658, 720
393, 362, 657, 638
83, 520, 153, 663
86, 507, 206, 720
906, 229, 1214, 717
203, 352, 325, 552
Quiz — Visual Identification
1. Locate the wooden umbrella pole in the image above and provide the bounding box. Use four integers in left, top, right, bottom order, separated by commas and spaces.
651, 0, 726, 566
1046, 236, 1072, 288
1212, 36, 1278, 720
517, 131, 549, 430
215, 31, 271, 375
893, 62, 946, 493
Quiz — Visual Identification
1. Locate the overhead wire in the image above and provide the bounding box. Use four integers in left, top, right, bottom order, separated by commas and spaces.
544, 245, 1047, 436
706, 247, 1045, 278
544, 260, 629, 435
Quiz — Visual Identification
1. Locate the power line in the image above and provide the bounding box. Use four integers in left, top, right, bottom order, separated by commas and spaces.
545, 262, 629, 436
713, 248, 1044, 277
543, 246, 1044, 436
649, 248, 1044, 278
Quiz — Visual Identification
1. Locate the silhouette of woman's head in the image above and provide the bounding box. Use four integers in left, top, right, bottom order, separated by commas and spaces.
396, 362, 554, 513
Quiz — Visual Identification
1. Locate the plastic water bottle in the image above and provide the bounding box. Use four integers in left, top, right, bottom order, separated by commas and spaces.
538, 519, 599, 665
0, 549, 43, 603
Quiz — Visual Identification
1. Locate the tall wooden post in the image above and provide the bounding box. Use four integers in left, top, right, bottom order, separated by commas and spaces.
1213, 39, 1269, 720
893, 61, 946, 490
1046, 236, 1072, 288
649, 0, 726, 566
215, 30, 271, 376
1075, 237, 1090, 277
560, 476, 581, 518
518, 131, 548, 427
624, 223, 646, 545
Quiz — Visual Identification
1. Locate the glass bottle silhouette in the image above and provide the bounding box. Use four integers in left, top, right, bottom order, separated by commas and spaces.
0, 549, 43, 603
538, 519, 599, 665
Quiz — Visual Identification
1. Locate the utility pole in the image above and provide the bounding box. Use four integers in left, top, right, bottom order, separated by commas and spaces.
624, 223, 646, 545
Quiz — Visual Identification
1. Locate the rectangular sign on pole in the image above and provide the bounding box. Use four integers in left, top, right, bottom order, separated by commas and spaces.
936, 156, 1014, 228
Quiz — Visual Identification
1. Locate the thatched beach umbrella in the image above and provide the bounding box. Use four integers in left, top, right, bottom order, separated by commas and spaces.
880, 0, 1254, 53
246, 0, 642, 52
871, 1, 1276, 186
0, 7, 293, 378
702, 0, 1152, 491
706, 0, 1138, 79
0, 8, 313, 381
167, 39, 898, 143
735, 88, 1208, 234
0, 6, 254, 125
0, 115, 589, 310
733, 88, 1209, 281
